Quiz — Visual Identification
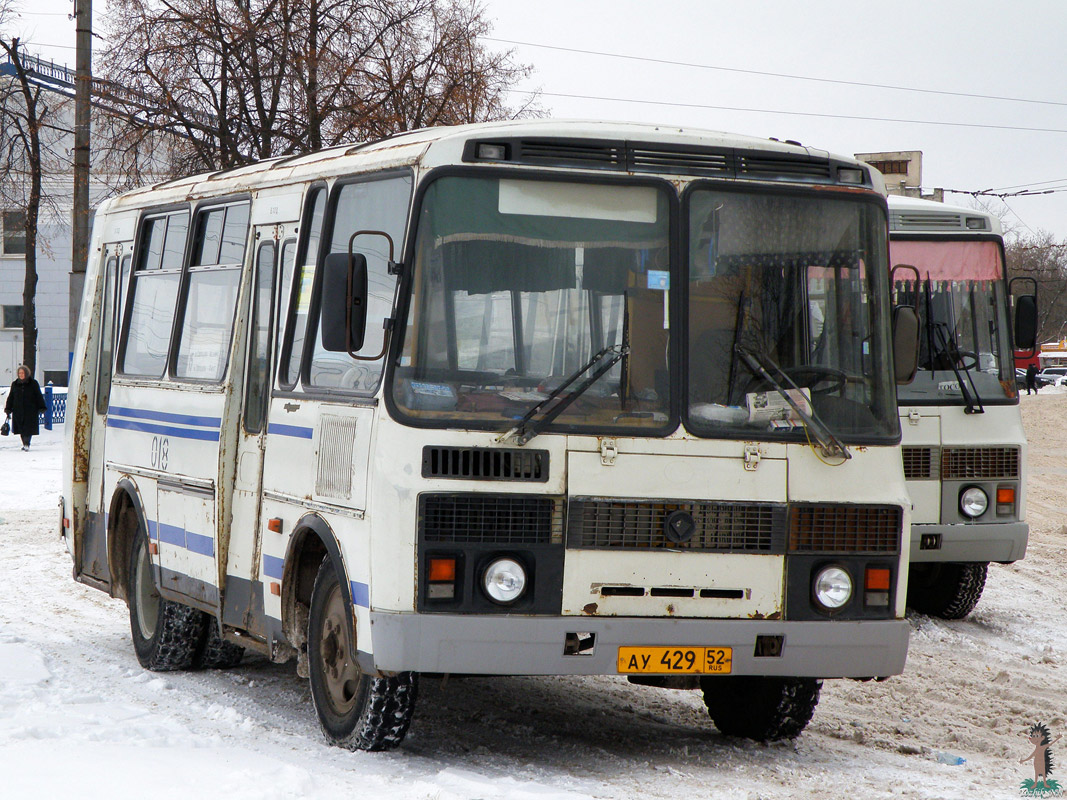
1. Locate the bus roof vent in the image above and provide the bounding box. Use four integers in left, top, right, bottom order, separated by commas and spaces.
736, 151, 832, 181
422, 446, 549, 482
890, 211, 966, 231
629, 144, 732, 176
516, 139, 624, 169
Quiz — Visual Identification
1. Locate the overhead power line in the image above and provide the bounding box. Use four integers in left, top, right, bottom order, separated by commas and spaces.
509, 89, 1067, 136
485, 36, 1067, 109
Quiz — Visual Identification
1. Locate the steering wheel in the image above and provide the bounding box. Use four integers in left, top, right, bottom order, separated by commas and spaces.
955, 350, 980, 371
745, 365, 848, 397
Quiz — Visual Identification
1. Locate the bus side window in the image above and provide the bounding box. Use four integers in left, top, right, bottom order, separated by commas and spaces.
95, 255, 119, 414
173, 202, 249, 382
307, 173, 412, 392
119, 211, 189, 377
280, 187, 327, 388
244, 241, 277, 434
275, 238, 297, 365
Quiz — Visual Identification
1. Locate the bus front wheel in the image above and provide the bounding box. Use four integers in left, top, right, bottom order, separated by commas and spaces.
307, 558, 418, 751
127, 527, 206, 671
700, 675, 821, 741
907, 561, 988, 619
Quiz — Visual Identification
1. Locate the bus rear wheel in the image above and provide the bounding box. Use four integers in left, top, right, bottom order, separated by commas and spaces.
128, 529, 206, 671
700, 675, 821, 741
307, 558, 418, 751
193, 616, 245, 670
907, 561, 988, 619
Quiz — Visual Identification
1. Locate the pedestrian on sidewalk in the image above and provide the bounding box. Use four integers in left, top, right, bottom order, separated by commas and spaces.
4, 365, 46, 450
1026, 362, 1038, 395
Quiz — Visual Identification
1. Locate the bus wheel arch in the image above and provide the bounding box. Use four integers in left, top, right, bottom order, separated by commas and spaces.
281, 515, 353, 673
106, 479, 150, 604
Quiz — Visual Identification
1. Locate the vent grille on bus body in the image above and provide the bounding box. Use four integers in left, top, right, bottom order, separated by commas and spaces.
890, 211, 965, 231
567, 498, 787, 553
517, 139, 624, 168
419, 493, 564, 545
902, 446, 939, 480
315, 414, 358, 499
941, 447, 1020, 480
788, 504, 902, 554
422, 446, 548, 482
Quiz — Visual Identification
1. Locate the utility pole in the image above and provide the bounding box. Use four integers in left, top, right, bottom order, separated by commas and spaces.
70, 0, 91, 378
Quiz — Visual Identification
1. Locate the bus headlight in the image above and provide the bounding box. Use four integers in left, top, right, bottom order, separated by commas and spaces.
813, 566, 853, 610
482, 558, 527, 604
960, 487, 988, 518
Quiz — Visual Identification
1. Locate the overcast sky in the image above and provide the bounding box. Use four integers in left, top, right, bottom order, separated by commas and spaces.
9, 0, 1067, 240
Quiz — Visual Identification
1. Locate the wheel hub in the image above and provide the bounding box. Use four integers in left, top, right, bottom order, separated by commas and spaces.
319, 585, 361, 713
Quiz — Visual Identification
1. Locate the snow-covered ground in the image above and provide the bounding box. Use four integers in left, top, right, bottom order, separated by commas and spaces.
3, 395, 1066, 799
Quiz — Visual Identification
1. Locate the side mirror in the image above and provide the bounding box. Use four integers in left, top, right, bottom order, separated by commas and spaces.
892, 305, 920, 384
1014, 294, 1038, 352
320, 252, 368, 353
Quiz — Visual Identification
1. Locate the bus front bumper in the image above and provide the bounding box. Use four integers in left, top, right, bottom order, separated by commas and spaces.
364, 613, 909, 679
910, 521, 1028, 564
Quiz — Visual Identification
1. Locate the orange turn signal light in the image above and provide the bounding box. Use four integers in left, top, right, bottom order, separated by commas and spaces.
997, 487, 1015, 504
428, 557, 457, 582
267, 518, 283, 533
865, 567, 891, 591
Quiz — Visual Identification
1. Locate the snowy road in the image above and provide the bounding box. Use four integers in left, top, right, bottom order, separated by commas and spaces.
3, 397, 1066, 799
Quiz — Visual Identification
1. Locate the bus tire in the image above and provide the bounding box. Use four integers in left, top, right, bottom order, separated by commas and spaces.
128, 530, 206, 671
907, 561, 988, 619
307, 557, 418, 751
194, 616, 245, 670
700, 676, 821, 742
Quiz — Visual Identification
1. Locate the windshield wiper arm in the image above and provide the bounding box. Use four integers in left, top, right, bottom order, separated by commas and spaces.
736, 346, 851, 460
931, 323, 984, 415
498, 344, 629, 446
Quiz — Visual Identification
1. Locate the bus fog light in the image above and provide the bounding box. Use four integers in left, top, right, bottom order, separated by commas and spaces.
483, 558, 527, 604
960, 487, 988, 518
813, 566, 852, 610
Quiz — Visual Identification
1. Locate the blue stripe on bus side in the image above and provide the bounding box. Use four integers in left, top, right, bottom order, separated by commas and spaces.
185, 531, 215, 557
267, 423, 314, 439
151, 520, 215, 557
351, 581, 370, 608
156, 522, 186, 547
106, 417, 221, 441
108, 406, 221, 428
263, 555, 285, 579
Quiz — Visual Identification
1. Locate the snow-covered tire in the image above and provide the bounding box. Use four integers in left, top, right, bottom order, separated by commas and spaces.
700, 676, 821, 741
128, 530, 205, 671
307, 557, 417, 751
194, 616, 244, 670
907, 562, 988, 620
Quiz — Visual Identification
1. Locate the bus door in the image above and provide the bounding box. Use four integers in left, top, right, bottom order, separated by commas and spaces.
222, 215, 298, 637
82, 238, 133, 585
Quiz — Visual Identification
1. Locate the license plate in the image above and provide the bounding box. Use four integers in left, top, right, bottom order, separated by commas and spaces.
617, 646, 733, 675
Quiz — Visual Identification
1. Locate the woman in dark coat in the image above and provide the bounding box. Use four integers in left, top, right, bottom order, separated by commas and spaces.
4, 365, 46, 450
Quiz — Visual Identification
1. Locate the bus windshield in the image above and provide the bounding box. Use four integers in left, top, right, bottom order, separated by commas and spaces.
392, 175, 673, 435
891, 239, 1014, 404
686, 189, 897, 442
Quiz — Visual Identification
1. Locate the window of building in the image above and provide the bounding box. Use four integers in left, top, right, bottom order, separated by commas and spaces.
869, 160, 909, 176
2, 210, 26, 255
2, 305, 23, 328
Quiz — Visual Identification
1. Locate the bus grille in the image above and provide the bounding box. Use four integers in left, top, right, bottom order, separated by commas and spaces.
788, 504, 901, 554
419, 493, 563, 544
901, 446, 938, 480
941, 447, 1020, 479
566, 498, 786, 553
421, 446, 548, 482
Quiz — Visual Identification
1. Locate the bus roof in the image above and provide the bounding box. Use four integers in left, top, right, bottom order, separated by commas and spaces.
887, 194, 1002, 237
102, 119, 886, 213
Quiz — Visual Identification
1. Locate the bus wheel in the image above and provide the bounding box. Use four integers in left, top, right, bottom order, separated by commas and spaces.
907, 561, 988, 620
700, 676, 821, 742
128, 530, 206, 671
307, 558, 418, 751
194, 616, 244, 670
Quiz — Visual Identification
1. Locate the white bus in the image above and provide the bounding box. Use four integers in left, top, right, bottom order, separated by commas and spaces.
63, 121, 917, 749
889, 195, 1037, 618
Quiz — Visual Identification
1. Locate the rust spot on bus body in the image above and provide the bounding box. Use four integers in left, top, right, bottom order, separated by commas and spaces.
582, 602, 598, 615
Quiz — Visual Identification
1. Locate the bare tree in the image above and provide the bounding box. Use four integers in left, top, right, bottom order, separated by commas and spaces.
1005, 232, 1067, 345
98, 0, 538, 176
0, 2, 68, 375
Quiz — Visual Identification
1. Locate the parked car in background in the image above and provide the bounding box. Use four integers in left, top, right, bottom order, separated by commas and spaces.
1017, 368, 1051, 389
1039, 367, 1067, 387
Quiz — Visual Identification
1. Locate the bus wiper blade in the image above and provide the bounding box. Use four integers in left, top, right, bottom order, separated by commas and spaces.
498, 344, 629, 446
931, 324, 984, 415
735, 346, 851, 460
